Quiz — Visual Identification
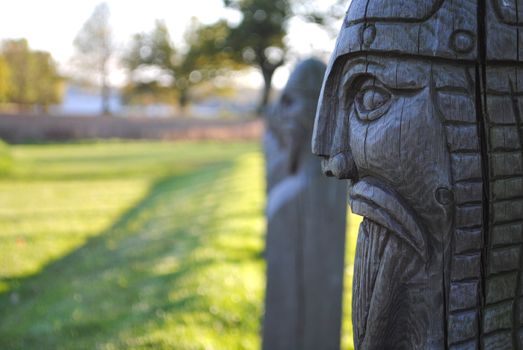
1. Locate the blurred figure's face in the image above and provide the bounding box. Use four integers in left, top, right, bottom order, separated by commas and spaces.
276, 86, 314, 172
279, 88, 308, 146
271, 58, 326, 173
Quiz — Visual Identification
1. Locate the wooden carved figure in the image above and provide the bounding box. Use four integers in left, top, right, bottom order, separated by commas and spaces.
263, 58, 347, 350
313, 1, 523, 349
264, 100, 288, 193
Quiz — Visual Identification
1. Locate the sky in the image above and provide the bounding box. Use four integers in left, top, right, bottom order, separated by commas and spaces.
0, 0, 344, 89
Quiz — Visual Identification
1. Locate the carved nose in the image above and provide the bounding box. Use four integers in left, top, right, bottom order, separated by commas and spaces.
321, 152, 358, 180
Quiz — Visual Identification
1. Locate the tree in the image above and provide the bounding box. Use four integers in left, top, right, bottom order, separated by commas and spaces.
223, 0, 345, 113
1, 39, 62, 111
0, 55, 11, 104
31, 51, 64, 111
2, 39, 32, 107
125, 19, 243, 111
73, 2, 113, 115
224, 0, 290, 113
291, 0, 347, 36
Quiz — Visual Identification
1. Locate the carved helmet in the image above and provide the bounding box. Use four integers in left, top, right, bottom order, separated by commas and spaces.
312, 0, 521, 156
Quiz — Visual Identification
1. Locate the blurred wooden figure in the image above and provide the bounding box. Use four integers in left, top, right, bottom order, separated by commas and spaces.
262, 58, 347, 350
263, 101, 288, 194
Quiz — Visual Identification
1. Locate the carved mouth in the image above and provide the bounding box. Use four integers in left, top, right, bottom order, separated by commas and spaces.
349, 178, 428, 261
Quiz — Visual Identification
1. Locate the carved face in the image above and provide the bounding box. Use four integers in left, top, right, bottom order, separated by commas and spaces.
316, 55, 455, 242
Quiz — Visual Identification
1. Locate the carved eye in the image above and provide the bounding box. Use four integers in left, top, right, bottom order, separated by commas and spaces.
355, 85, 391, 121
360, 88, 388, 110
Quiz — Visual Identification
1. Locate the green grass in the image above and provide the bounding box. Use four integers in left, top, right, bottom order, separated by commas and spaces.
0, 140, 359, 349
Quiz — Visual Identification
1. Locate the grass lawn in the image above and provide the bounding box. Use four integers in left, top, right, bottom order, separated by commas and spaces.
0, 140, 358, 350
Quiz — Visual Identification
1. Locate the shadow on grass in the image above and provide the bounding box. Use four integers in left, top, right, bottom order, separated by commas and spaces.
0, 159, 248, 350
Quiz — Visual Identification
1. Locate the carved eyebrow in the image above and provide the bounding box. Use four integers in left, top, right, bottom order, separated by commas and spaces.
341, 58, 384, 83
339, 54, 432, 91
341, 65, 427, 94
339, 61, 379, 93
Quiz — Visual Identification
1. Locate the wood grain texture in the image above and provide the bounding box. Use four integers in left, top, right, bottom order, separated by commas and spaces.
262, 59, 348, 350
312, 0, 523, 349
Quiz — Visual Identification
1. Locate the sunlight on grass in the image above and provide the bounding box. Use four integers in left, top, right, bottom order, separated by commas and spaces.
0, 179, 149, 279
342, 212, 361, 350
0, 141, 264, 349
0, 140, 358, 350
0, 141, 256, 282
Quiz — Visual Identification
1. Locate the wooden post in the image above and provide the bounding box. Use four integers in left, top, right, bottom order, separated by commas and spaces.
262, 58, 347, 350
313, 1, 523, 349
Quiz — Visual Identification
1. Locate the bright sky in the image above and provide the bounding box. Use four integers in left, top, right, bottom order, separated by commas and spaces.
0, 0, 344, 89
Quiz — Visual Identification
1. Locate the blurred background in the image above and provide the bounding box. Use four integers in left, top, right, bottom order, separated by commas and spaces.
0, 0, 359, 349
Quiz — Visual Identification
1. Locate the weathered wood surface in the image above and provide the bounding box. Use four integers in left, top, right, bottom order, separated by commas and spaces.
262, 58, 347, 350
312, 1, 523, 349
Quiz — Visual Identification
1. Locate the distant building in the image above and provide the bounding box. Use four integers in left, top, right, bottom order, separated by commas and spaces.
51, 84, 122, 116
51, 83, 262, 118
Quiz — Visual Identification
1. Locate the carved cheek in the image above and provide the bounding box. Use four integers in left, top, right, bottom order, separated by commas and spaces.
398, 90, 449, 183
347, 95, 406, 183
397, 90, 452, 210
360, 98, 406, 182
349, 88, 449, 194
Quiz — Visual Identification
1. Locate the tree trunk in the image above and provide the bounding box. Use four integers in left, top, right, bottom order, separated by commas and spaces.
258, 67, 275, 115
101, 59, 110, 116
178, 88, 189, 115
101, 78, 110, 116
